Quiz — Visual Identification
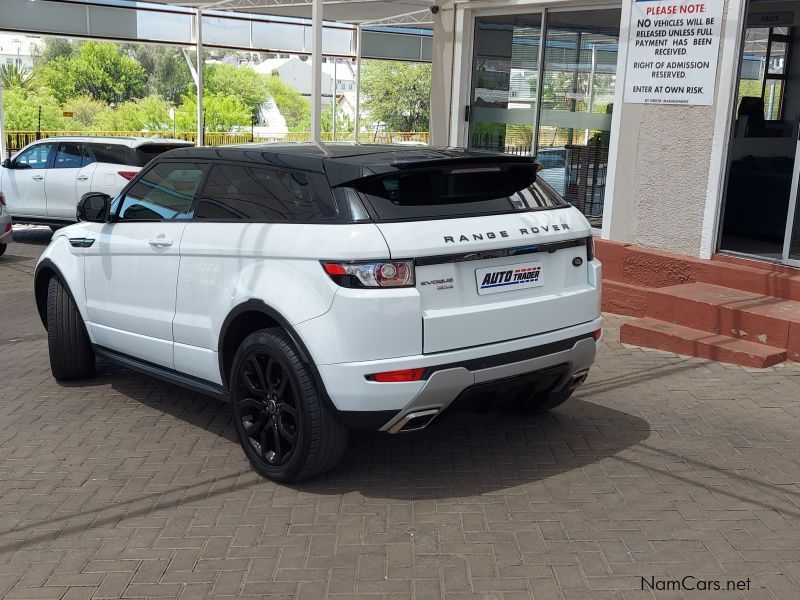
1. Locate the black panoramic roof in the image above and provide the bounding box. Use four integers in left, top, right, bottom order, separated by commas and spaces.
159, 143, 536, 186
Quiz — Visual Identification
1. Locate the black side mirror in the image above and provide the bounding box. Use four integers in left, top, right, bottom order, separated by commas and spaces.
1, 159, 11, 169
77, 192, 111, 223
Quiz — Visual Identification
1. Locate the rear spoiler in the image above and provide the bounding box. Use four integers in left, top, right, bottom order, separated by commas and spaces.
325, 154, 539, 187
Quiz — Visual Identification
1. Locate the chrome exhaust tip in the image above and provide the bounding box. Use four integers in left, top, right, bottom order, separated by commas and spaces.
386, 408, 440, 434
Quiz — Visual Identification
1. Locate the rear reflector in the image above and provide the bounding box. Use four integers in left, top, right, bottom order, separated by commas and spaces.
368, 368, 426, 383
593, 329, 602, 341
0, 192, 5, 205
3, 222, 11, 233
118, 171, 138, 181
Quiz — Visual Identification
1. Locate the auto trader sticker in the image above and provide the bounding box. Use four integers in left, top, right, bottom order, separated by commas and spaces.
476, 262, 544, 296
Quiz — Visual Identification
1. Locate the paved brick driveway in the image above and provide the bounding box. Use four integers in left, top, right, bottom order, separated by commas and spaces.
2, 227, 800, 599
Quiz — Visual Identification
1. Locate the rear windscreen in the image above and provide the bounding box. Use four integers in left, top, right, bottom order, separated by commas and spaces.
135, 144, 190, 167
350, 166, 567, 221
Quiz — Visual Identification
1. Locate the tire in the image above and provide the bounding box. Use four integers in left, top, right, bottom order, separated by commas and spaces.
0, 244, 6, 256
46, 277, 96, 381
229, 328, 349, 482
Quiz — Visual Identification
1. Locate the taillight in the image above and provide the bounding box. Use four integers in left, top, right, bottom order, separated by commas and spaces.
367, 368, 426, 383
586, 236, 595, 261
322, 260, 415, 288
593, 329, 602, 341
0, 192, 5, 206
118, 171, 137, 181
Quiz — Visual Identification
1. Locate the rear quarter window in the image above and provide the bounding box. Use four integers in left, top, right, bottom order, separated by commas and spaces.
90, 143, 135, 166
350, 166, 568, 221
135, 144, 191, 167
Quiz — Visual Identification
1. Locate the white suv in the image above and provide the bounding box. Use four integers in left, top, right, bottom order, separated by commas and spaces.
34, 144, 602, 482
1, 136, 192, 227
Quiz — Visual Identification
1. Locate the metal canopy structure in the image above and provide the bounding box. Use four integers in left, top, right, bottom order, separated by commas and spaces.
177, 0, 434, 26
0, 0, 434, 152
153, 0, 434, 144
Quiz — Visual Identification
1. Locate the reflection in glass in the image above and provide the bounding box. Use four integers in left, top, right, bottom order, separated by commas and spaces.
536, 10, 620, 227
469, 14, 542, 155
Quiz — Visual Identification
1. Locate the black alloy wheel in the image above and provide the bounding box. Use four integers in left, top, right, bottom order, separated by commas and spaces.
235, 349, 300, 466
229, 328, 349, 482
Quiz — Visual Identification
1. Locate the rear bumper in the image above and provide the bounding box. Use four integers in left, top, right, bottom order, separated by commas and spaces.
317, 317, 602, 429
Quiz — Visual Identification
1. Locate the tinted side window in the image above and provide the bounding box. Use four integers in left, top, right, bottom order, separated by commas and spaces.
195, 164, 321, 222
117, 162, 205, 221
54, 143, 83, 169
90, 144, 133, 166
14, 143, 53, 170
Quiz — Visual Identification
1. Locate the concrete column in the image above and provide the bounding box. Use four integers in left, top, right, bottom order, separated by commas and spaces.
430, 5, 455, 147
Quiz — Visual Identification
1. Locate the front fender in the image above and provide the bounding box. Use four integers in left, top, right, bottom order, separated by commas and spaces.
34, 233, 88, 331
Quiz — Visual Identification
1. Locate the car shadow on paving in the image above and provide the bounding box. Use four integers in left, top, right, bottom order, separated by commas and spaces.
58, 362, 652, 503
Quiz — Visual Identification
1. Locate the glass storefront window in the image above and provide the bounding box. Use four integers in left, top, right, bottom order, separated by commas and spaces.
467, 9, 620, 228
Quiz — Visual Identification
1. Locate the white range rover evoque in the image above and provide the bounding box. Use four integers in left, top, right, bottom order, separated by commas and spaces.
34, 144, 602, 482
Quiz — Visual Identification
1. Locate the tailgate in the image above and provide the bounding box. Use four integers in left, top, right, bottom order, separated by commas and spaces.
377, 208, 598, 353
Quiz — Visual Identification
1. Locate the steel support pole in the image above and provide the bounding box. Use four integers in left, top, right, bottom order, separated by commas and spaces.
0, 82, 5, 160
196, 8, 204, 146
311, 0, 323, 142
354, 24, 362, 143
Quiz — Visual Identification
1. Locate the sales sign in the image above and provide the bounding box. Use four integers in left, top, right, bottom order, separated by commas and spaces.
624, 0, 724, 106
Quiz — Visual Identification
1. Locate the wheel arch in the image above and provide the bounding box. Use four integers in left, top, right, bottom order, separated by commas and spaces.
218, 300, 315, 390
34, 258, 64, 328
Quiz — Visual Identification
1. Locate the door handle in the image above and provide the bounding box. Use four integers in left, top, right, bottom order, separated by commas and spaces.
32, 174, 44, 181
148, 238, 173, 248
76, 175, 89, 181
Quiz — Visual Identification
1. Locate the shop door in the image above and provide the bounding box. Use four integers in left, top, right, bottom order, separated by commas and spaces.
536, 9, 621, 229
466, 8, 621, 229
468, 13, 543, 156
783, 135, 800, 266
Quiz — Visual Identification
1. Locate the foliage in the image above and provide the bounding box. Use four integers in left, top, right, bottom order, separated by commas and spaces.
36, 42, 147, 104
1, 87, 63, 131
176, 92, 251, 132
361, 60, 431, 131
264, 75, 309, 131
32, 38, 77, 66
123, 45, 193, 105
61, 95, 107, 130
205, 63, 268, 117
94, 95, 173, 132
0, 64, 35, 90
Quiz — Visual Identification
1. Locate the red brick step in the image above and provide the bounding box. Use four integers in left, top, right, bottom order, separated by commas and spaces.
645, 282, 800, 360
620, 318, 787, 368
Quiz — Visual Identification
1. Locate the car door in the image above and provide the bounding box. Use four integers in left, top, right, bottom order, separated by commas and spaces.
75, 145, 98, 202
2, 142, 53, 218
45, 142, 85, 220
83, 160, 207, 369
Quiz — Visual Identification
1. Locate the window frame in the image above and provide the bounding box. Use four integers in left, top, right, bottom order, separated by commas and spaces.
112, 159, 210, 223
191, 160, 344, 224
13, 142, 55, 170
52, 142, 86, 170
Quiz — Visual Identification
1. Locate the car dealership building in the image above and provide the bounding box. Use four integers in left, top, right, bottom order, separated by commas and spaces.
3, 0, 800, 365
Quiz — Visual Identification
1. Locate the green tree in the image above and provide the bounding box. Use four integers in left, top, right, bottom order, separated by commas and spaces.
264, 75, 309, 132
123, 44, 193, 105
0, 64, 35, 90
176, 92, 250, 132
361, 60, 431, 131
95, 95, 172, 132
204, 63, 267, 117
2, 87, 63, 131
32, 38, 77, 66
61, 95, 108, 130
36, 41, 147, 104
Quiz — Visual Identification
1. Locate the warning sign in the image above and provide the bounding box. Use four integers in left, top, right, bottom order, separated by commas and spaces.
624, 0, 724, 106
